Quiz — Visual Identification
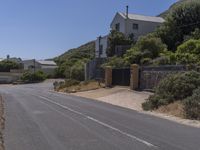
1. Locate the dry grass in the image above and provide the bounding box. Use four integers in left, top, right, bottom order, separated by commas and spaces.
0, 96, 5, 150
155, 101, 185, 118
59, 80, 105, 93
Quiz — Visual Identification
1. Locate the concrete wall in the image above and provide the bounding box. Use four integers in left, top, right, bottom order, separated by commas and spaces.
0, 72, 22, 84
139, 65, 187, 90
95, 35, 108, 58
85, 58, 106, 80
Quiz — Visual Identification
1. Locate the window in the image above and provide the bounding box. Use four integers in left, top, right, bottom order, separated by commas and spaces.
133, 23, 139, 30
99, 45, 103, 55
115, 23, 120, 31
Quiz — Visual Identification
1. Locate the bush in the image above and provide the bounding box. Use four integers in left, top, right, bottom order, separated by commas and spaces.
175, 39, 200, 65
135, 36, 167, 58
107, 30, 134, 57
184, 88, 200, 120
0, 60, 20, 72
142, 71, 200, 110
53, 79, 80, 91
123, 35, 167, 65
70, 61, 85, 81
101, 56, 128, 68
21, 71, 47, 82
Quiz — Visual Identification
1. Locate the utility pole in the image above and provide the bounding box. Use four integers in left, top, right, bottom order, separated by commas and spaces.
98, 36, 102, 58
33, 59, 36, 74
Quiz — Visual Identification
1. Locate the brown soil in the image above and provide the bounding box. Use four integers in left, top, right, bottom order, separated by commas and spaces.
0, 96, 5, 150
155, 101, 185, 118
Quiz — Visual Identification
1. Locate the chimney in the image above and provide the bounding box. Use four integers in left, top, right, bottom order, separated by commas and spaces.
126, 5, 129, 19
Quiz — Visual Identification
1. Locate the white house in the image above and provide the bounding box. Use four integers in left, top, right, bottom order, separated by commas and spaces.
95, 7, 165, 58
22, 59, 57, 75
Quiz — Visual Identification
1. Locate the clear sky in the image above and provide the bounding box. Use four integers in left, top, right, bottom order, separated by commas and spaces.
0, 0, 178, 59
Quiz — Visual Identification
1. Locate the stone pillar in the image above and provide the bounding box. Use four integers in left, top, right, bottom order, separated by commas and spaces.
105, 66, 112, 87
130, 64, 139, 90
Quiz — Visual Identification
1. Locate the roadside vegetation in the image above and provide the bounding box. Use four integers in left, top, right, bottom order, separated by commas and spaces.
21, 71, 47, 83
142, 71, 200, 120
53, 0, 200, 120
54, 41, 95, 80
102, 0, 200, 120
0, 60, 21, 72
54, 80, 104, 93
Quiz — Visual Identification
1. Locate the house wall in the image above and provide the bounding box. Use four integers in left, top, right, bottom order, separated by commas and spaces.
110, 13, 126, 33
95, 13, 163, 58
23, 60, 57, 75
95, 36, 108, 58
23, 60, 41, 70
125, 19, 162, 39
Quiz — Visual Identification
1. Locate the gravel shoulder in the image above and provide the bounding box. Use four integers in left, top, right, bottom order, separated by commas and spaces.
71, 86, 200, 128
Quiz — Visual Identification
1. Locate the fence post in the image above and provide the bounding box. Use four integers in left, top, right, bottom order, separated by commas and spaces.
130, 64, 139, 90
84, 63, 88, 81
105, 66, 112, 87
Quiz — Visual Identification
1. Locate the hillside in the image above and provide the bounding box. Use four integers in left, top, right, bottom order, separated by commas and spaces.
54, 41, 95, 80
159, 0, 198, 18
56, 41, 95, 62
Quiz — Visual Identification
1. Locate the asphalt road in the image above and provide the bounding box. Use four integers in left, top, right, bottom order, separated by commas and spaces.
0, 82, 200, 150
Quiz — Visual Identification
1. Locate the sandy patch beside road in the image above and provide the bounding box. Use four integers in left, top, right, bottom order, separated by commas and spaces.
71, 87, 151, 111
71, 86, 200, 128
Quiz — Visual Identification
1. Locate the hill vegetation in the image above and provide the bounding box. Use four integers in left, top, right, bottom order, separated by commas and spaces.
54, 41, 95, 80
159, 0, 199, 18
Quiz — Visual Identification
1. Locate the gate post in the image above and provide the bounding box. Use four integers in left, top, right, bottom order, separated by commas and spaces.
130, 64, 139, 90
105, 66, 112, 87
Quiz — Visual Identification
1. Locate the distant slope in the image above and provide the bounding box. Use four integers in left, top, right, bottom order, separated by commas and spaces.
159, 0, 198, 18
56, 41, 95, 62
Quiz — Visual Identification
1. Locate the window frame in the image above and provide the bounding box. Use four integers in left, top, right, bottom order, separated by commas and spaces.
133, 23, 139, 30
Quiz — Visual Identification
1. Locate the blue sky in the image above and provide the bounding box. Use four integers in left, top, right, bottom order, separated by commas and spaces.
0, 0, 177, 59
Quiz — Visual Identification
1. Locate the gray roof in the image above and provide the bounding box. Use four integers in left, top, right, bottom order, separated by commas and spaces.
119, 12, 165, 23
37, 60, 57, 66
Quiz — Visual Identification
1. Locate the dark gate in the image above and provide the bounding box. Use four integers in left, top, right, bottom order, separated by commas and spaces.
112, 68, 130, 86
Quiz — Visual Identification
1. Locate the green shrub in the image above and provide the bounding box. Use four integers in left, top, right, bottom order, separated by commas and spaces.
21, 71, 47, 82
101, 56, 128, 68
142, 71, 200, 110
0, 60, 21, 72
135, 36, 167, 58
106, 30, 134, 57
64, 79, 80, 87
53, 79, 80, 91
184, 87, 200, 120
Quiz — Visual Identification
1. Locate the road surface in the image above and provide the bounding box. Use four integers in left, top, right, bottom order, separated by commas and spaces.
0, 82, 200, 150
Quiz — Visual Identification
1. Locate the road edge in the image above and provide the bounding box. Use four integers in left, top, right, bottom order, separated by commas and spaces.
0, 95, 5, 150
50, 90, 200, 128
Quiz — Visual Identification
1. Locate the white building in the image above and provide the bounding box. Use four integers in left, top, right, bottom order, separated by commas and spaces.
95, 8, 165, 58
22, 59, 57, 75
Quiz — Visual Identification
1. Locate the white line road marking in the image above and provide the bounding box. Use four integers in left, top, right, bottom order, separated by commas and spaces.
38, 95, 157, 148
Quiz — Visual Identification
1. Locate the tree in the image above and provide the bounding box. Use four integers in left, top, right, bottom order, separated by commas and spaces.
124, 36, 167, 65
0, 60, 20, 72
157, 1, 200, 50
101, 56, 128, 68
106, 30, 134, 57
175, 39, 200, 64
